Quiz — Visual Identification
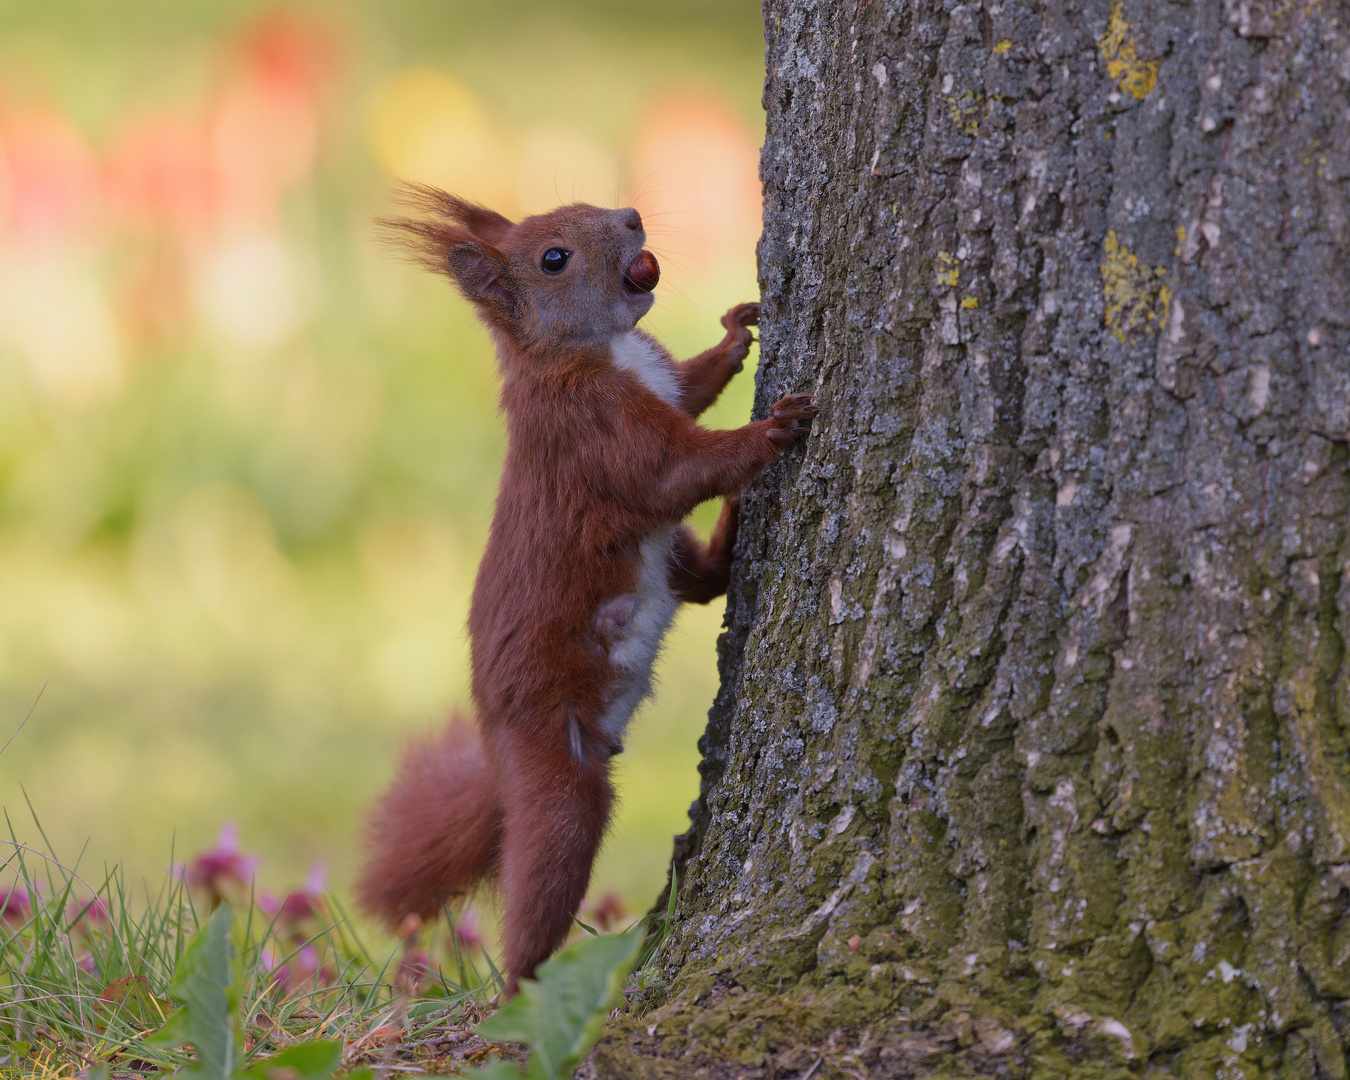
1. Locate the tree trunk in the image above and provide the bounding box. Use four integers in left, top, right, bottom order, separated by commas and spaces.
596, 0, 1350, 1075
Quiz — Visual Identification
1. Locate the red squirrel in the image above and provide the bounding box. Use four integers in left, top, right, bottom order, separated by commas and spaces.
355, 186, 818, 991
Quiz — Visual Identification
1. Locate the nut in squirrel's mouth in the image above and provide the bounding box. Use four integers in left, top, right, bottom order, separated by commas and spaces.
623, 250, 660, 294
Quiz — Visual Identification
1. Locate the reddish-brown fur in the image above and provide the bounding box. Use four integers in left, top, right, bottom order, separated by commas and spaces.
358, 720, 501, 920
356, 186, 817, 991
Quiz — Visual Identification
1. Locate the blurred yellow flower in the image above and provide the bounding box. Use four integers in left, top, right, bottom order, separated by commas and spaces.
194, 231, 316, 351
0, 253, 123, 408
366, 69, 510, 207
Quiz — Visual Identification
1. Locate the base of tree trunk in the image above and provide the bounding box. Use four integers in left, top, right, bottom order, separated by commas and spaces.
592, 974, 1334, 1078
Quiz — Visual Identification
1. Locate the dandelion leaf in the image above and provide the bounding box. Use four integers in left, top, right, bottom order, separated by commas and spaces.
475, 925, 644, 1080
461, 1060, 529, 1080
147, 904, 242, 1080
240, 1039, 369, 1080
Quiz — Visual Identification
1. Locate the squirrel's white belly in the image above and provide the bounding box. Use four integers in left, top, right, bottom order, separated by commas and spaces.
595, 525, 678, 745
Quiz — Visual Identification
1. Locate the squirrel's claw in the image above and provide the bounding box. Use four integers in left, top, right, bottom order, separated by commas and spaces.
721, 301, 761, 331
766, 393, 820, 444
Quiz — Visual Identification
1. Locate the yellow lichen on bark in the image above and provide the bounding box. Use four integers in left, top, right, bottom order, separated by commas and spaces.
945, 89, 981, 135
1099, 1, 1158, 99
934, 251, 960, 287
1101, 230, 1170, 343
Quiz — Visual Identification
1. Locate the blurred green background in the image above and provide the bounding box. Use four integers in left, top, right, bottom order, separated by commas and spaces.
0, 0, 764, 916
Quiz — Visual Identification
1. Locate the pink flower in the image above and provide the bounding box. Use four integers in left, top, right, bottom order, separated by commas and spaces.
277, 890, 318, 924
68, 896, 111, 935
0, 109, 101, 245
261, 862, 326, 932
396, 947, 431, 994
260, 941, 291, 987
281, 862, 326, 922
0, 884, 32, 924
293, 942, 321, 979
452, 905, 483, 951
69, 895, 110, 922
261, 940, 327, 994
303, 862, 326, 896
580, 892, 627, 932
186, 823, 260, 905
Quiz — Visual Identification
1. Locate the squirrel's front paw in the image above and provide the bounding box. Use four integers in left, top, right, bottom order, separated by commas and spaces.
721, 302, 760, 331
720, 302, 760, 371
767, 393, 820, 445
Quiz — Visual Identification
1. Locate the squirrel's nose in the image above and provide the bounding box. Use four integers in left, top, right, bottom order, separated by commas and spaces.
620, 207, 643, 231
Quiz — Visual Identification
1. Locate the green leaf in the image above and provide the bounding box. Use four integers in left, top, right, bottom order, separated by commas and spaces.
147, 904, 242, 1080
458, 1058, 528, 1080
238, 1039, 342, 1080
476, 925, 643, 1080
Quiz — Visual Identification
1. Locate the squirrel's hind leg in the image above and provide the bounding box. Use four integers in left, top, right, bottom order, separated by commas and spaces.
490, 705, 615, 992
667, 495, 740, 604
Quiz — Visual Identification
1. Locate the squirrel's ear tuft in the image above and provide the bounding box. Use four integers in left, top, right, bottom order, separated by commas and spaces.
378, 186, 518, 324
436, 194, 513, 245
390, 183, 514, 243
446, 240, 519, 319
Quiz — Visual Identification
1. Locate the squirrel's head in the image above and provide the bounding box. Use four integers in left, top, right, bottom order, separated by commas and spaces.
386, 185, 659, 350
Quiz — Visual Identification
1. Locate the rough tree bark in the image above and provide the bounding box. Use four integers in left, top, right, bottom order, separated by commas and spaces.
596, 0, 1350, 1076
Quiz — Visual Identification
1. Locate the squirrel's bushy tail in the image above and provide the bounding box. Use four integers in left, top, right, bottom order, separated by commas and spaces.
355, 718, 502, 925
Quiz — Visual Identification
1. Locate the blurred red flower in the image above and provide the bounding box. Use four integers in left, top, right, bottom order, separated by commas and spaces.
395, 945, 431, 994
0, 108, 101, 245
452, 904, 483, 950
261, 938, 329, 994
580, 892, 627, 932
259, 861, 326, 931
186, 822, 260, 905
105, 114, 213, 233
211, 11, 343, 228
0, 884, 32, 924
68, 895, 111, 931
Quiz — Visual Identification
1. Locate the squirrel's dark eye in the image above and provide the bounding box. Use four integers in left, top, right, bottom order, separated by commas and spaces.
540, 247, 571, 274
